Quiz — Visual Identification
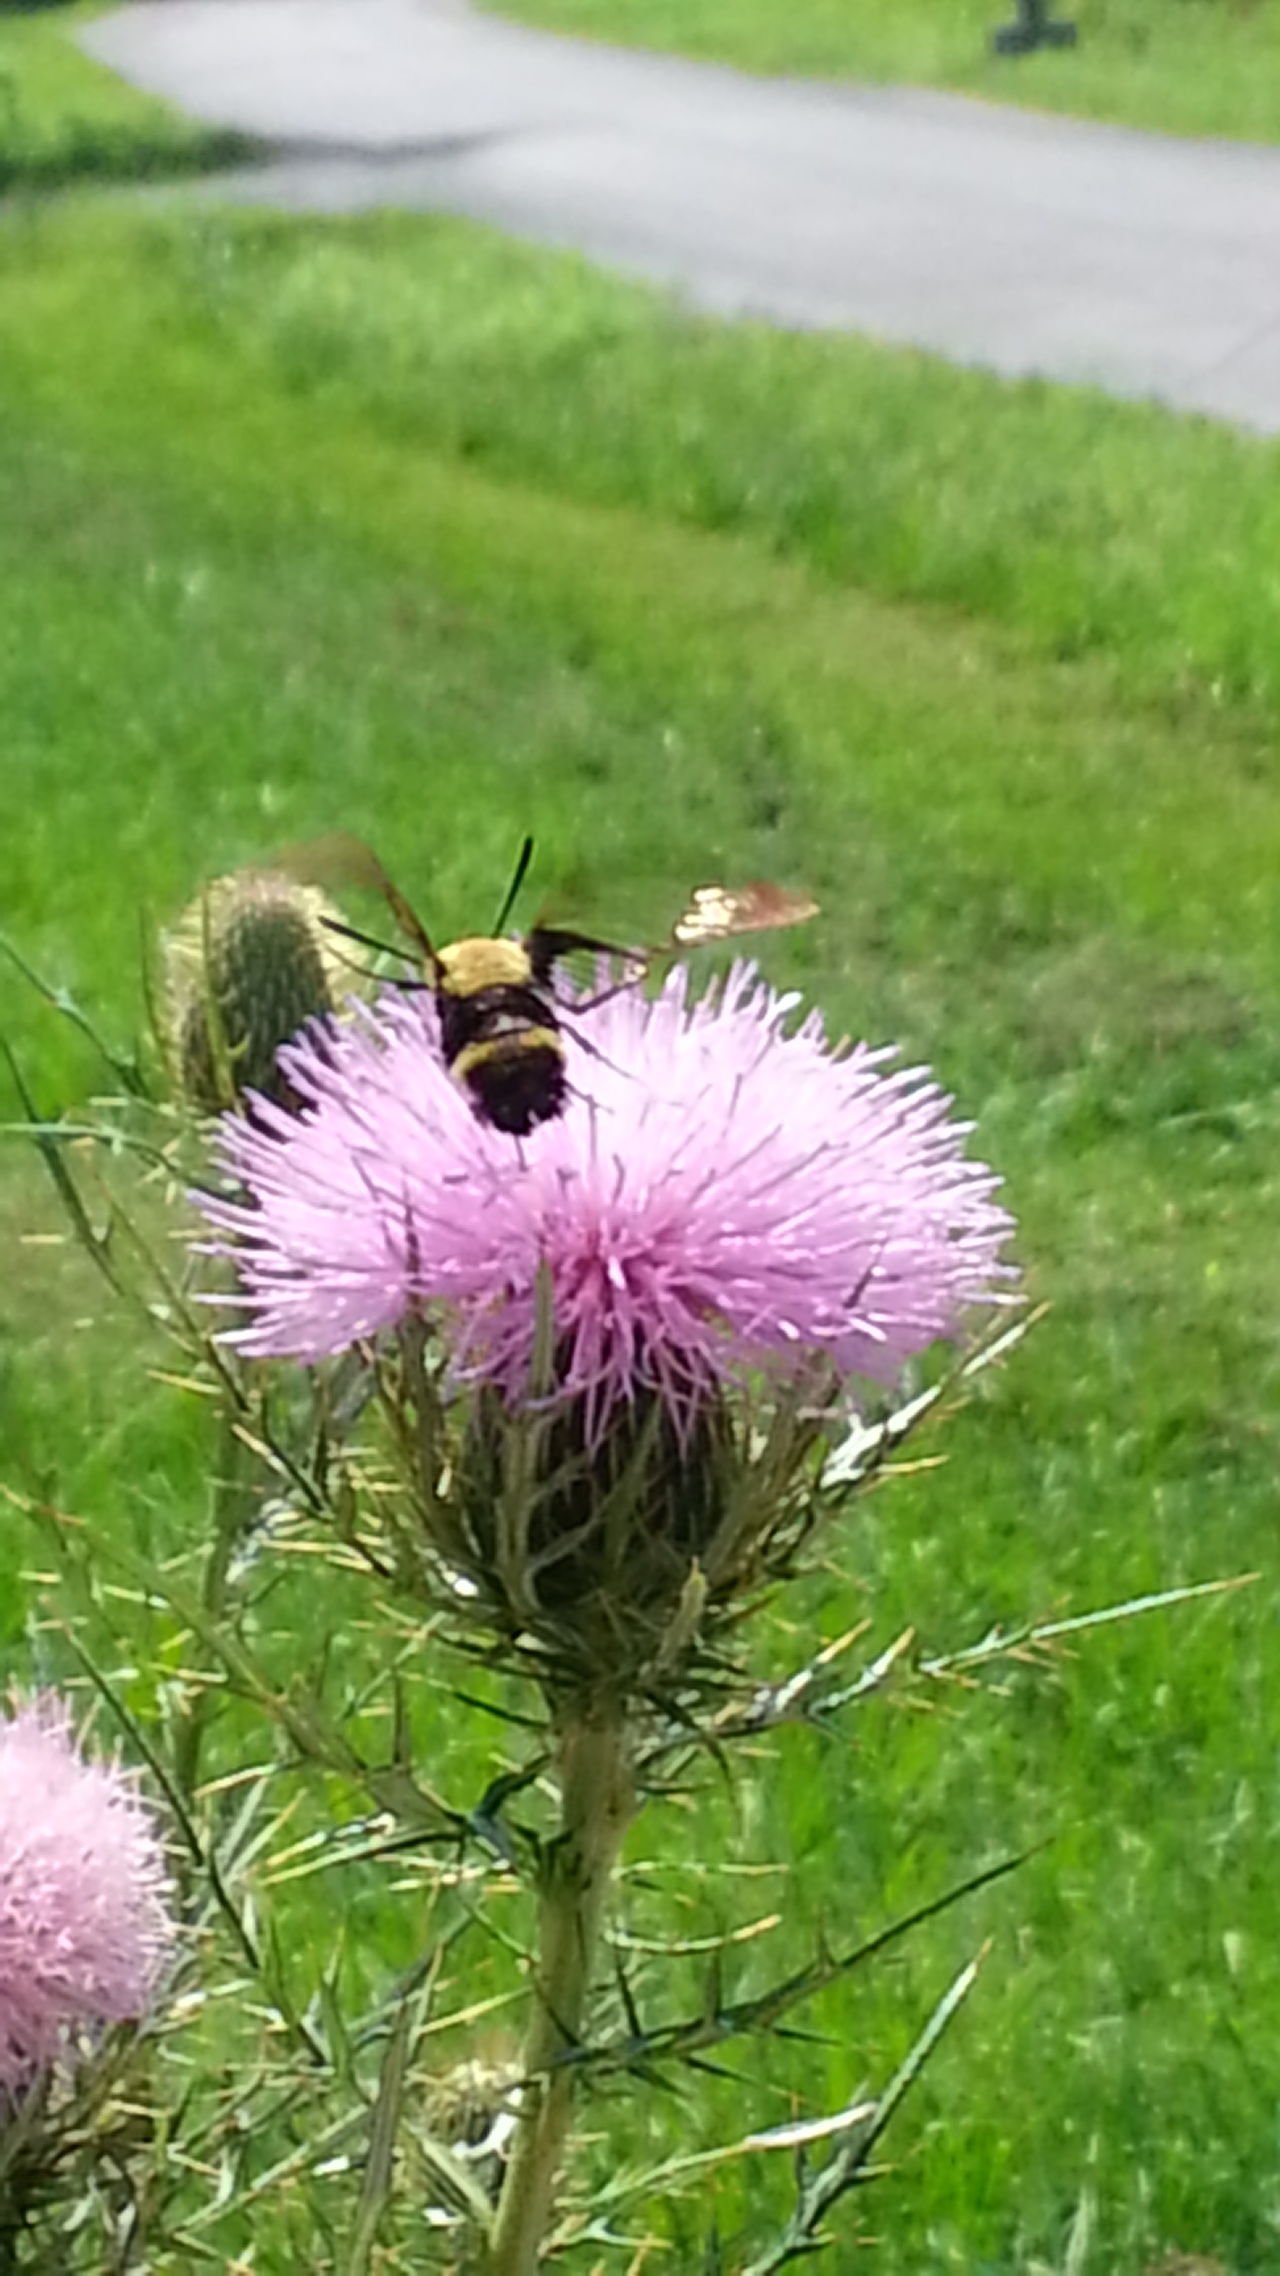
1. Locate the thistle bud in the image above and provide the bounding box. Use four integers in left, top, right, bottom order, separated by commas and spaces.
163, 870, 345, 1115
452, 1375, 739, 1690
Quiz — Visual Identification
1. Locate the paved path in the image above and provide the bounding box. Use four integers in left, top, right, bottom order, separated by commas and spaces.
84, 0, 1280, 431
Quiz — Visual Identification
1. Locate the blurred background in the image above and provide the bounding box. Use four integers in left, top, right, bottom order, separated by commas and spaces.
2, 2, 1278, 2267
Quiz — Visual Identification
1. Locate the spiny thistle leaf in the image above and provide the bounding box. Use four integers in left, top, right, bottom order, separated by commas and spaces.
562, 1847, 1031, 2085
741, 1945, 993, 2274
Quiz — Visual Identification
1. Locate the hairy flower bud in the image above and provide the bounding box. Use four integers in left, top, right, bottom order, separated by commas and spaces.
163, 869, 345, 1114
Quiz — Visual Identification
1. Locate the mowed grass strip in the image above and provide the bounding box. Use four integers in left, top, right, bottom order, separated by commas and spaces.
489, 0, 1280, 145
1, 206, 1277, 2269
118, 211, 1280, 730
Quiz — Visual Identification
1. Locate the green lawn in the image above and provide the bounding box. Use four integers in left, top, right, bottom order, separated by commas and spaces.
490, 0, 1280, 144
0, 3, 246, 192
3, 199, 1280, 2269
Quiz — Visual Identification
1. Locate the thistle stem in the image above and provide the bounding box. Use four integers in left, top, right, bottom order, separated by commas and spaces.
488, 1712, 633, 2276
170, 1403, 253, 1806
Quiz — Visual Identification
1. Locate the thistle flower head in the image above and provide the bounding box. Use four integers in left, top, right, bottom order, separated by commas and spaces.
198, 963, 1013, 1685
0, 1697, 175, 2100
163, 867, 347, 1114
202, 963, 1012, 1430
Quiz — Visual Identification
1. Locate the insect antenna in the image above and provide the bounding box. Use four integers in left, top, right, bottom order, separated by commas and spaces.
321, 915, 415, 964
325, 938, 431, 993
491, 835, 535, 936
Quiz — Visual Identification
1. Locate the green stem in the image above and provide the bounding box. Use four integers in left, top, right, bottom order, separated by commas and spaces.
170, 1402, 254, 1805
487, 1712, 633, 2276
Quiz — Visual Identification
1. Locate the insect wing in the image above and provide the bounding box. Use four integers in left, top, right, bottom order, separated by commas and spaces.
670, 881, 819, 948
274, 832, 438, 972
527, 925, 649, 1006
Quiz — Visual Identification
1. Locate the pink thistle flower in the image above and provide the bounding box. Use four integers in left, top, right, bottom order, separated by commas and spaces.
199, 964, 1013, 1435
0, 1697, 175, 2100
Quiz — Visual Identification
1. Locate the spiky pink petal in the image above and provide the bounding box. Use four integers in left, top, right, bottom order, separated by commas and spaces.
200, 964, 1014, 1427
0, 1697, 174, 2098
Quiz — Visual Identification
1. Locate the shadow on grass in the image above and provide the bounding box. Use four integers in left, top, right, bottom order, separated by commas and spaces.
0, 121, 257, 195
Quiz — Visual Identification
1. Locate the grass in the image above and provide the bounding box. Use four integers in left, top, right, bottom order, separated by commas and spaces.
3, 198, 1280, 2268
489, 0, 1280, 145
0, 2, 247, 193
180, 221, 1280, 727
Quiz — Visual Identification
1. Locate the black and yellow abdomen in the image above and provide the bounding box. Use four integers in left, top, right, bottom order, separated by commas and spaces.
435, 936, 567, 1136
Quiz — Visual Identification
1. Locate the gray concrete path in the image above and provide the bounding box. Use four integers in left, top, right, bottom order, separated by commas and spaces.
83, 0, 1280, 431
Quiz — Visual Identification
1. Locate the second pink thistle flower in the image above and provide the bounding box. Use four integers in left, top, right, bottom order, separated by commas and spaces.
0, 1698, 174, 2101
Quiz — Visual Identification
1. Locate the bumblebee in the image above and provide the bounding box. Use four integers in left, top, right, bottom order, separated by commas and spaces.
280, 834, 817, 1137
431, 926, 577, 1137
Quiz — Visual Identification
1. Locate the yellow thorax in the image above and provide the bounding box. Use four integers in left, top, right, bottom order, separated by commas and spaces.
436, 936, 534, 997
